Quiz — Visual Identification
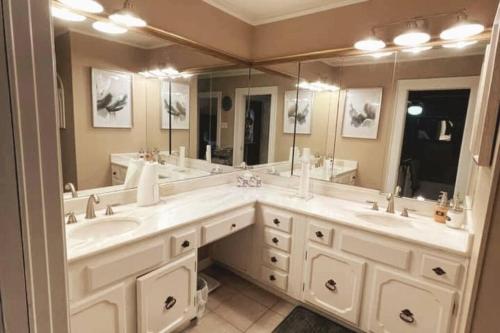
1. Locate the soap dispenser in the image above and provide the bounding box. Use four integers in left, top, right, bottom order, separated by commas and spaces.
434, 191, 449, 223
446, 194, 465, 229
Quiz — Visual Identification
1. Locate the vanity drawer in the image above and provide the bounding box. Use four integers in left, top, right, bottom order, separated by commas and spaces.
201, 208, 255, 245
264, 228, 291, 253
262, 247, 290, 272
308, 222, 334, 246
261, 266, 288, 291
420, 254, 463, 287
171, 229, 196, 258
263, 208, 293, 233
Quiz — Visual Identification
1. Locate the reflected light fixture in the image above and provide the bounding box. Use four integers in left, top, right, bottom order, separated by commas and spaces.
440, 13, 484, 40
442, 40, 478, 49
370, 51, 393, 59
51, 6, 86, 22
354, 37, 386, 51
92, 21, 127, 34
139, 67, 192, 79
394, 21, 430, 47
59, 0, 103, 13
407, 104, 423, 116
298, 81, 339, 92
109, 0, 147, 27
402, 46, 432, 54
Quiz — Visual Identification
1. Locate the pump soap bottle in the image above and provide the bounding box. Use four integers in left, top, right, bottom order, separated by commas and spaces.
434, 191, 449, 223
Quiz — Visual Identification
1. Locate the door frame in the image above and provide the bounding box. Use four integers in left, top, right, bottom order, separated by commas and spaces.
198, 91, 222, 148
384, 76, 479, 197
233, 86, 278, 166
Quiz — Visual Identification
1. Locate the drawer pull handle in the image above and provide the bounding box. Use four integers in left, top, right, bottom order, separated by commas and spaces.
231, 223, 236, 228
432, 267, 446, 276
325, 279, 337, 292
399, 309, 415, 324
272, 237, 279, 244
269, 275, 276, 281
181, 240, 190, 248
271, 256, 278, 263
273, 218, 280, 225
315, 231, 324, 238
164, 296, 176, 310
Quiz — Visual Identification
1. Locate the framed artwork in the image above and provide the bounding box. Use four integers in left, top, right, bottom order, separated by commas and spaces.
284, 90, 314, 134
342, 88, 383, 139
161, 80, 190, 129
91, 68, 132, 128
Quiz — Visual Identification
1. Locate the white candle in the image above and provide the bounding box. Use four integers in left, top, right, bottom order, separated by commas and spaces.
206, 145, 212, 164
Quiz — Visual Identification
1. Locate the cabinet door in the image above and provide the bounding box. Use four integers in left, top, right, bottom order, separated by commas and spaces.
70, 283, 126, 333
369, 268, 456, 333
303, 245, 366, 324
137, 252, 196, 333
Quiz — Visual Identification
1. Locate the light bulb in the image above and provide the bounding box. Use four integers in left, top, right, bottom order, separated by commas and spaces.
407, 105, 423, 115
394, 31, 431, 46
109, 11, 146, 27
59, 0, 103, 13
92, 21, 127, 34
51, 6, 86, 22
440, 22, 484, 40
354, 38, 386, 51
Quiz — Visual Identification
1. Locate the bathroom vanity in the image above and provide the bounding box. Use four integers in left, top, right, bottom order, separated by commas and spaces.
65, 184, 471, 333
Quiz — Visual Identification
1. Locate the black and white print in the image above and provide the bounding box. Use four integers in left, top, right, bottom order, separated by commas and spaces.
284, 90, 314, 134
342, 88, 382, 139
161, 80, 190, 130
91, 68, 132, 128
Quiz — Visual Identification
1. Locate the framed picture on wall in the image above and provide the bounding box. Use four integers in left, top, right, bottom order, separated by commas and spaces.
91, 68, 133, 128
161, 80, 190, 130
284, 90, 314, 134
342, 87, 383, 139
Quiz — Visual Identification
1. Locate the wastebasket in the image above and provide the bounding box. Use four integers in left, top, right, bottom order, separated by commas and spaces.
196, 277, 209, 318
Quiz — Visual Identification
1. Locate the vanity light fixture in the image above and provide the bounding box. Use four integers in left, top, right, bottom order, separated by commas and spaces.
442, 40, 478, 49
92, 21, 127, 34
394, 21, 431, 47
109, 0, 147, 27
298, 81, 339, 92
354, 37, 386, 51
59, 0, 103, 13
51, 6, 86, 22
440, 13, 484, 40
370, 51, 393, 59
402, 46, 433, 54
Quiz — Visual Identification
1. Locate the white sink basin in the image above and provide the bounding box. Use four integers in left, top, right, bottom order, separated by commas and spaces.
355, 212, 413, 228
68, 216, 142, 242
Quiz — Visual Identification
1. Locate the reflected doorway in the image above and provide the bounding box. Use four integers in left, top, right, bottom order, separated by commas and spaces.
244, 95, 271, 165
198, 92, 221, 159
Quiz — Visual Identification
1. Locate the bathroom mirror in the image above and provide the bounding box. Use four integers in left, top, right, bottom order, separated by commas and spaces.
53, 16, 239, 198
329, 41, 486, 202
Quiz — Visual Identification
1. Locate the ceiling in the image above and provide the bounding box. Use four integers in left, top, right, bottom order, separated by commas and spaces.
53, 18, 172, 50
202, 0, 368, 25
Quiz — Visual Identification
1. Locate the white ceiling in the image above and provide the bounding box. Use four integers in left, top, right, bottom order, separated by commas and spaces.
203, 0, 368, 25
53, 19, 172, 49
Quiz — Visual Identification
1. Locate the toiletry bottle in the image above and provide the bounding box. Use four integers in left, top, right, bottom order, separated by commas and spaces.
434, 191, 449, 223
446, 194, 464, 229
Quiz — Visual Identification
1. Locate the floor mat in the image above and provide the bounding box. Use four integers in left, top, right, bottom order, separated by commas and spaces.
273, 306, 356, 333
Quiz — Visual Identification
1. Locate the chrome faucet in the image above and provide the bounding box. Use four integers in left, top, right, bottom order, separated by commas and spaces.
64, 182, 78, 198
386, 186, 401, 214
85, 194, 100, 219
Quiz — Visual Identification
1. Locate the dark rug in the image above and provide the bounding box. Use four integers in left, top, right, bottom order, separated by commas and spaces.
273, 306, 357, 333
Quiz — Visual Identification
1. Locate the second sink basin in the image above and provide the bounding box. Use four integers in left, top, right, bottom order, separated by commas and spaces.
355, 211, 414, 228
68, 216, 142, 242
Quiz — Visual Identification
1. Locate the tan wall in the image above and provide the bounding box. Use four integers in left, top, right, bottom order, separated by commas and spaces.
329, 55, 483, 190
68, 32, 149, 190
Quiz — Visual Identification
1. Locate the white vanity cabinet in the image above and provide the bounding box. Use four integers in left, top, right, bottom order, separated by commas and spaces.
368, 268, 456, 333
137, 252, 197, 333
303, 245, 366, 325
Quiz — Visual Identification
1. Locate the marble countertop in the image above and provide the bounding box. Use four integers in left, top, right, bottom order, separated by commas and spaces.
66, 184, 472, 263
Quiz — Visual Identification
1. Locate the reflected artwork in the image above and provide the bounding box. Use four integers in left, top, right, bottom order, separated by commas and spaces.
162, 81, 190, 129
342, 88, 382, 139
284, 90, 313, 134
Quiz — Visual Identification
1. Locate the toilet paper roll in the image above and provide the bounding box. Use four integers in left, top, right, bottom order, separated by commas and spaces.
137, 162, 159, 206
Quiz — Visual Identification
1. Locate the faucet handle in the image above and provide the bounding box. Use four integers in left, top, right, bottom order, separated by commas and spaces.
394, 185, 402, 197
105, 204, 119, 216
366, 200, 379, 211
401, 207, 416, 217
65, 211, 78, 224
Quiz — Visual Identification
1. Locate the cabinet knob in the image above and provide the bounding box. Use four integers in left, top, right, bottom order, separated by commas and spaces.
399, 309, 415, 324
271, 256, 278, 263
272, 237, 279, 244
325, 279, 337, 292
432, 267, 446, 276
164, 296, 176, 310
112, 171, 117, 175
181, 240, 190, 248
269, 275, 276, 281
273, 218, 280, 225
315, 231, 324, 238
231, 223, 236, 228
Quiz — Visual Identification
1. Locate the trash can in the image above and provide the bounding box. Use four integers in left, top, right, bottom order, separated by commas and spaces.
196, 277, 209, 318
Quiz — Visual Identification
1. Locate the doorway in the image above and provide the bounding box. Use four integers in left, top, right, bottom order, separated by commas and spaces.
198, 92, 221, 159
244, 95, 272, 165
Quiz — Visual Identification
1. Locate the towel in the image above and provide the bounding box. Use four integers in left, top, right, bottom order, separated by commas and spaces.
123, 158, 145, 189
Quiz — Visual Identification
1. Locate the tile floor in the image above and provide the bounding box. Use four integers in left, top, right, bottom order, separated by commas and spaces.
181, 265, 295, 333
